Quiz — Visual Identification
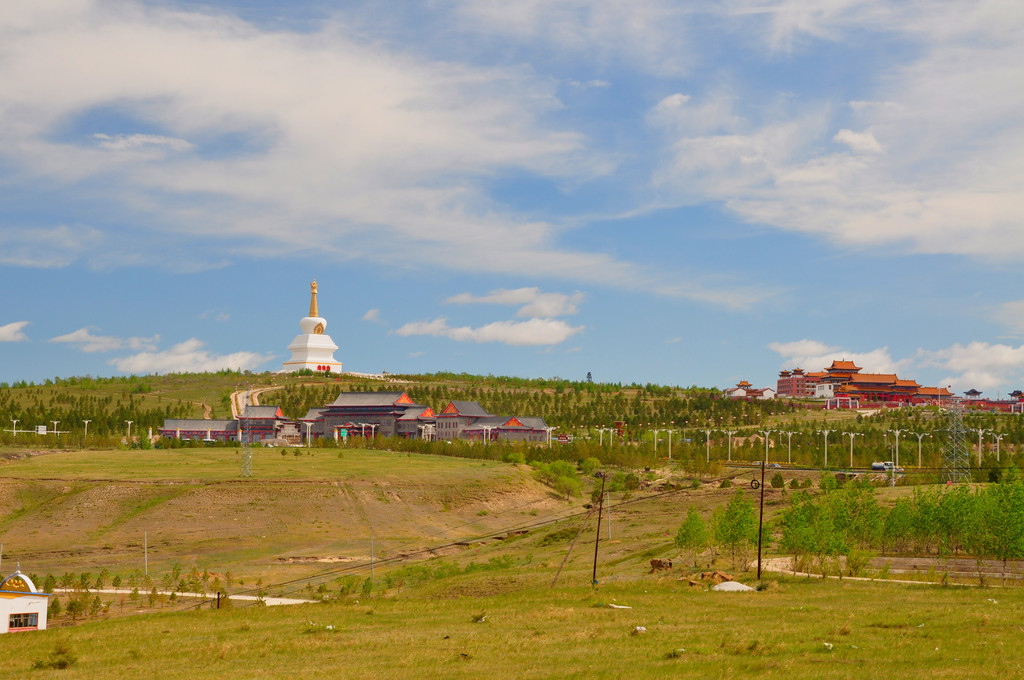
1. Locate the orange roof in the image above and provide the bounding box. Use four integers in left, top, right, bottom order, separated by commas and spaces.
806, 371, 827, 378
895, 379, 920, 387
848, 373, 898, 384
829, 360, 862, 371
917, 387, 953, 397
737, 380, 752, 387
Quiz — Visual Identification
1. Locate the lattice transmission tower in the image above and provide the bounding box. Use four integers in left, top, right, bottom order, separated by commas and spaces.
941, 400, 970, 484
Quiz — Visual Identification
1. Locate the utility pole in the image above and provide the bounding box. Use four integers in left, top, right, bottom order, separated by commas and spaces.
756, 461, 766, 580
592, 474, 606, 586
605, 490, 611, 540
704, 429, 713, 463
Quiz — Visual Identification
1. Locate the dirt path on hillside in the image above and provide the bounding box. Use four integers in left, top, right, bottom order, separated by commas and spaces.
760, 555, 1024, 584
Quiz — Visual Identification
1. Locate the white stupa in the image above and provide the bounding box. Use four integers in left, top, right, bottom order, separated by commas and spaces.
282, 280, 342, 373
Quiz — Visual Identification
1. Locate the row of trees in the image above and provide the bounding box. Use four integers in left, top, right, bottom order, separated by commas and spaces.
675, 474, 1024, 581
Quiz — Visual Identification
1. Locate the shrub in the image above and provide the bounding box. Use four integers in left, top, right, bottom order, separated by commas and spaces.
770, 473, 785, 489
32, 642, 77, 670
719, 479, 732, 489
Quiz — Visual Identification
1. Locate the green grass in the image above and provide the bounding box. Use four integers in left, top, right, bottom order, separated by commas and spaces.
0, 447, 507, 483
3, 574, 1023, 678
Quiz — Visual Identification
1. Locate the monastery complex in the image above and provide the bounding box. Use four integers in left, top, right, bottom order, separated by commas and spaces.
159, 282, 549, 444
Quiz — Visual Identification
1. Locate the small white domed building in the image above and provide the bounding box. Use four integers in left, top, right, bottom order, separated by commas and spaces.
282, 280, 343, 374
0, 568, 51, 633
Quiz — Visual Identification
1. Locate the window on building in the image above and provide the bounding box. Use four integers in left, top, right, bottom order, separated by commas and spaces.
9, 612, 38, 630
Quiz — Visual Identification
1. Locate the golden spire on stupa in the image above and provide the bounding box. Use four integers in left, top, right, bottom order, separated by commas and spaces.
309, 279, 318, 317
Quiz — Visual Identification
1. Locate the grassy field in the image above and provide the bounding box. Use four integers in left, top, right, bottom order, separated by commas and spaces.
3, 444, 1024, 677
3, 573, 1023, 679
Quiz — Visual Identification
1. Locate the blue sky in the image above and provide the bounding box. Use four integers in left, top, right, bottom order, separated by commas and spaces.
2, 1, 1024, 396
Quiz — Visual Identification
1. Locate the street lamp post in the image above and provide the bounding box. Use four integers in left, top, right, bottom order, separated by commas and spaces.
912, 432, 930, 467
125, 420, 133, 445
82, 419, 91, 448
993, 432, 1005, 462
818, 430, 835, 469
303, 421, 313, 448
725, 430, 737, 462
651, 428, 661, 459
780, 431, 796, 464
760, 430, 774, 465
51, 421, 60, 440
973, 428, 990, 466
704, 429, 714, 463
10, 419, 18, 439
845, 432, 863, 468
887, 429, 905, 469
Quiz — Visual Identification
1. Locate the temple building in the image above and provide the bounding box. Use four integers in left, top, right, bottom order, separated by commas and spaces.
776, 360, 953, 406
282, 280, 342, 374
0, 568, 50, 634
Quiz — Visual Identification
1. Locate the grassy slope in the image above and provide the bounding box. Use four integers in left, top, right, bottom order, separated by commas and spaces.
3, 443, 1022, 677
0, 448, 569, 580
3, 576, 1022, 679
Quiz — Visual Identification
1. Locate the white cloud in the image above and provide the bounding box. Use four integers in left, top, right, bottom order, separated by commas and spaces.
108, 338, 274, 374
566, 79, 610, 89
768, 339, 905, 374
916, 342, 1024, 392
446, 287, 583, 317
93, 133, 193, 152
833, 129, 884, 154
0, 225, 103, 268
50, 327, 160, 353
199, 309, 230, 322
362, 309, 381, 323
994, 299, 1024, 336
448, 0, 699, 75
0, 1, 775, 309
395, 317, 583, 346
0, 321, 30, 342
647, 5, 1024, 260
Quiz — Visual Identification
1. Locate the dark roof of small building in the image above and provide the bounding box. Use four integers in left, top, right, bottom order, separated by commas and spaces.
330, 392, 415, 407
440, 400, 493, 417
242, 405, 283, 419
161, 419, 238, 431
398, 406, 435, 421
464, 415, 548, 430
300, 408, 327, 421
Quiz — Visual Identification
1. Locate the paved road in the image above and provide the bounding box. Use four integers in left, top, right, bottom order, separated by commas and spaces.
54, 587, 312, 607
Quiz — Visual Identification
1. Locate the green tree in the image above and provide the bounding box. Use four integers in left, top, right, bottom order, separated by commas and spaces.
714, 490, 757, 570
675, 507, 710, 567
